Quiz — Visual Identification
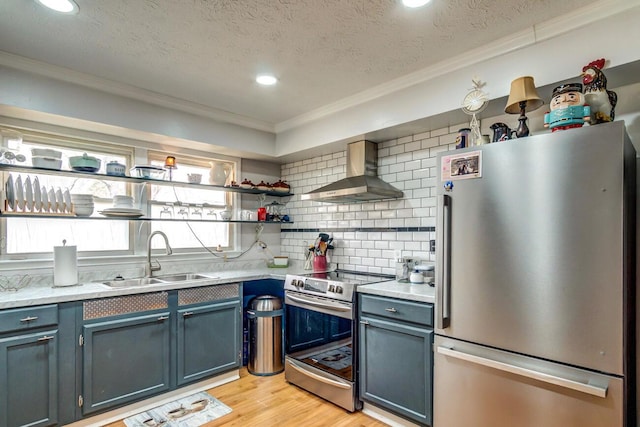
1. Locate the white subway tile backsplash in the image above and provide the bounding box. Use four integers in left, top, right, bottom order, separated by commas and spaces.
404, 159, 422, 171
396, 171, 412, 182
361, 258, 375, 266
431, 127, 449, 137
397, 135, 413, 145
389, 145, 405, 156
414, 130, 431, 141
367, 250, 383, 259
421, 137, 440, 149
396, 152, 413, 164
278, 122, 472, 269
404, 140, 422, 152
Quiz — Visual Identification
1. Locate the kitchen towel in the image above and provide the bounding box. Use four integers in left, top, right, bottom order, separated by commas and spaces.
53, 241, 77, 287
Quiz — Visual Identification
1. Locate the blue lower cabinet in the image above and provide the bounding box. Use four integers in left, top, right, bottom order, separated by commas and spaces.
81, 312, 172, 415
0, 330, 58, 427
359, 294, 434, 426
177, 300, 241, 385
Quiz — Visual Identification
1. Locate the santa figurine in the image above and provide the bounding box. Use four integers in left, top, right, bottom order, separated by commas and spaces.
543, 83, 590, 132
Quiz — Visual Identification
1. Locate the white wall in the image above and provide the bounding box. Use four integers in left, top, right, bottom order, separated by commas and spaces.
276, 3, 640, 157
0, 66, 277, 159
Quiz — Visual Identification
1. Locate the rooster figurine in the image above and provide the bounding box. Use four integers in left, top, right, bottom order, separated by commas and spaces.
582, 58, 617, 124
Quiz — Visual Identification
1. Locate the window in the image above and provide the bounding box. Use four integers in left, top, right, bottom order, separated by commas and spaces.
147, 152, 236, 251
1, 131, 239, 258
2, 138, 132, 256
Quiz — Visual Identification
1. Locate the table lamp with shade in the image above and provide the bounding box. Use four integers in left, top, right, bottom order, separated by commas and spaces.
164, 156, 177, 181
505, 76, 544, 138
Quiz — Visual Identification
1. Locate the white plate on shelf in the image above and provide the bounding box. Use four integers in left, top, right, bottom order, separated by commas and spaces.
48, 188, 56, 212
15, 176, 24, 211
63, 189, 71, 213
55, 188, 63, 213
41, 186, 49, 212
24, 176, 33, 211
5, 174, 15, 210
98, 207, 144, 218
33, 177, 41, 211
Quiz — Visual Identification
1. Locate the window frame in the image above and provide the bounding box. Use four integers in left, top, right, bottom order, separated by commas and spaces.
1, 126, 244, 263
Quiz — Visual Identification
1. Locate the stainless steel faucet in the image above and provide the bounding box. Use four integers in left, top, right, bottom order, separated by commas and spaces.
145, 231, 172, 277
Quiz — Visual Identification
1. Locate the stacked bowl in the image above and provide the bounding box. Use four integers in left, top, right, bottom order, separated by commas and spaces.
71, 193, 94, 216
113, 195, 134, 209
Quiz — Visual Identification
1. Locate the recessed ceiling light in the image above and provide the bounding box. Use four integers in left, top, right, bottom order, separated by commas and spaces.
35, 0, 79, 14
402, 0, 432, 7
256, 75, 278, 86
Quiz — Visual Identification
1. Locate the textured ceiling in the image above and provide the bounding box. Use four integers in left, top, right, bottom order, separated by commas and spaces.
0, 0, 598, 127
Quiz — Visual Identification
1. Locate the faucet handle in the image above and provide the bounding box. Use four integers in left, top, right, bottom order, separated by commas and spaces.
150, 258, 162, 272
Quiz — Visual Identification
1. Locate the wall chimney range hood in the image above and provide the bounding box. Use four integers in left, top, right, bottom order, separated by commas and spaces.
301, 140, 403, 203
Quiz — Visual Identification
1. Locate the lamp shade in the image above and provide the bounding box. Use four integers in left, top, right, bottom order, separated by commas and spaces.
505, 76, 544, 114
164, 156, 177, 168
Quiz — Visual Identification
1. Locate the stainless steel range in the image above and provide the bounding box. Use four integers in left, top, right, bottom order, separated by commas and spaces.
283, 270, 394, 412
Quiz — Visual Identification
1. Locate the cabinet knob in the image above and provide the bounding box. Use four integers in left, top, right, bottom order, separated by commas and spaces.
182, 311, 194, 317
20, 316, 39, 322
385, 308, 398, 313
38, 335, 54, 342
157, 315, 169, 321
359, 320, 370, 325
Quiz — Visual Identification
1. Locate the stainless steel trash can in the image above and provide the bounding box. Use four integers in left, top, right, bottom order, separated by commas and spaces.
247, 295, 284, 375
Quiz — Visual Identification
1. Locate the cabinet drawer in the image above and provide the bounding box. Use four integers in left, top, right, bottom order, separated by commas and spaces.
0, 304, 58, 334
360, 294, 433, 327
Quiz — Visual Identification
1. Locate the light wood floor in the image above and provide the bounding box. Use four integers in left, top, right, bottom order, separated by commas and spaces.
106, 368, 389, 427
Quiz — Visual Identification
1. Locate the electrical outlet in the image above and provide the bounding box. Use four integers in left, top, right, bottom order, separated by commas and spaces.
394, 249, 403, 260
429, 240, 436, 253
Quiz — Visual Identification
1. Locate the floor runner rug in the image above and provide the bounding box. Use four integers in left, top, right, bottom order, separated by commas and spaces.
123, 391, 232, 427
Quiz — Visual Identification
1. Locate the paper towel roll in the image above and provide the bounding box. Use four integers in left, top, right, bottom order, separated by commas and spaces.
54, 244, 78, 287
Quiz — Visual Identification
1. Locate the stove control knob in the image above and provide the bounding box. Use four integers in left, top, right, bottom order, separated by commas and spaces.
334, 286, 343, 294
293, 279, 302, 288
328, 284, 335, 292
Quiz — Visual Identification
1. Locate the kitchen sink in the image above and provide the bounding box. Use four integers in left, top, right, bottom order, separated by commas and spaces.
102, 277, 165, 287
156, 273, 217, 282
101, 273, 219, 287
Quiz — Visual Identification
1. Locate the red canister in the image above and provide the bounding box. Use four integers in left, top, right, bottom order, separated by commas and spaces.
257, 207, 267, 221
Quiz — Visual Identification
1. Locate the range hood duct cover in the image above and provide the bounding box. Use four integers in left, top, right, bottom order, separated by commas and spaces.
301, 140, 403, 203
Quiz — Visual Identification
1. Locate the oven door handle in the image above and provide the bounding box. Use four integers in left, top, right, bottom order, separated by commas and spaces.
285, 293, 351, 312
287, 360, 351, 390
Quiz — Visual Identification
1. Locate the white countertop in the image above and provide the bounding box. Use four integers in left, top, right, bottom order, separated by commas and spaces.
0, 267, 435, 309
0, 266, 305, 309
357, 279, 435, 304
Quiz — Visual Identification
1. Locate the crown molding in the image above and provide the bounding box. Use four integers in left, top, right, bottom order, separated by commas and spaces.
276, 0, 640, 133
0, 51, 275, 134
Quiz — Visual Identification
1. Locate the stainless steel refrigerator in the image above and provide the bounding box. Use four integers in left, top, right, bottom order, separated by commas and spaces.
434, 121, 636, 427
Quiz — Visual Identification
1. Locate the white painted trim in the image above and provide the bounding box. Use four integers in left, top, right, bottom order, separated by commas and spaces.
362, 402, 422, 427
64, 370, 239, 427
0, 51, 275, 134
275, 0, 640, 133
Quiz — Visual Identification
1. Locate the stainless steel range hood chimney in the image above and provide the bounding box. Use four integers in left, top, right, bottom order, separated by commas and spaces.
301, 140, 403, 203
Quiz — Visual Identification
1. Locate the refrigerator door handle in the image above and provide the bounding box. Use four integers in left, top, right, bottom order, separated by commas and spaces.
437, 346, 608, 398
436, 194, 451, 329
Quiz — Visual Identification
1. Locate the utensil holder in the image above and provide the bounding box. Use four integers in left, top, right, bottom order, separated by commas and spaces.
313, 255, 327, 272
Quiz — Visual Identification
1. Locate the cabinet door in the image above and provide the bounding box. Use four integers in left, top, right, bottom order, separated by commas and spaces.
0, 331, 58, 427
359, 316, 433, 426
82, 312, 171, 415
177, 300, 240, 385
